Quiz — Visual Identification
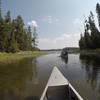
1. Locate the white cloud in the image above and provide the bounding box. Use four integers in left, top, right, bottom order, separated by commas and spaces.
38, 33, 80, 50
28, 20, 38, 27
43, 16, 59, 24
73, 18, 84, 33
73, 18, 83, 26
55, 18, 59, 22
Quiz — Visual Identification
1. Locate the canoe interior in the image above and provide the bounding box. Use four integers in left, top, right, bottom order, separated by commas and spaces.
43, 85, 79, 100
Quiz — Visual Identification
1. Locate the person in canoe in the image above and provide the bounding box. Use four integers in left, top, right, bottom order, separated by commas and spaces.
61, 48, 68, 58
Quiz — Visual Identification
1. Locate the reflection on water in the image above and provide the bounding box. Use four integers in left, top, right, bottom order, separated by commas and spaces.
0, 53, 100, 100
25, 96, 39, 100
61, 56, 68, 64
32, 58, 38, 85
0, 57, 39, 100
80, 54, 100, 87
80, 54, 100, 99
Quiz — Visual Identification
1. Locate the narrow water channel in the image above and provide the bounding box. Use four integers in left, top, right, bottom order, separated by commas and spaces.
0, 53, 100, 100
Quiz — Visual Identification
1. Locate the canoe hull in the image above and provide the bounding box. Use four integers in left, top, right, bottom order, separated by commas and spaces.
40, 67, 83, 100
61, 48, 68, 58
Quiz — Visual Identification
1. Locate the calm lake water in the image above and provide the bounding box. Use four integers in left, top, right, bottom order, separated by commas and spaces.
0, 53, 100, 100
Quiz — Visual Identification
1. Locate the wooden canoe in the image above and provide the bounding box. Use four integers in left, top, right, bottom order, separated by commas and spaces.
40, 67, 83, 100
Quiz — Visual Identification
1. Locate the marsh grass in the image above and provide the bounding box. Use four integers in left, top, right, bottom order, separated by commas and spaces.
0, 51, 48, 63
79, 49, 100, 54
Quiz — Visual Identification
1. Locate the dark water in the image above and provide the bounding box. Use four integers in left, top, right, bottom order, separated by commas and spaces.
0, 53, 100, 100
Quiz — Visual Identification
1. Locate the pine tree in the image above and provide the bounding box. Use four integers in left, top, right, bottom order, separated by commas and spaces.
7, 19, 18, 53
84, 19, 92, 49
14, 15, 25, 50
88, 12, 100, 49
27, 26, 32, 50
32, 27, 38, 50
79, 34, 85, 50
0, 10, 38, 52
4, 11, 12, 52
0, 8, 4, 51
96, 3, 100, 28
23, 26, 32, 50
79, 11, 100, 50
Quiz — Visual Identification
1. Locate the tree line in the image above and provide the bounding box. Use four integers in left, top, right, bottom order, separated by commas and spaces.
79, 3, 100, 50
0, 10, 38, 53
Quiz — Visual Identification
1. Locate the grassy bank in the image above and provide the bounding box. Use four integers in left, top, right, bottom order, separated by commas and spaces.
79, 49, 100, 54
68, 48, 100, 54
0, 51, 48, 63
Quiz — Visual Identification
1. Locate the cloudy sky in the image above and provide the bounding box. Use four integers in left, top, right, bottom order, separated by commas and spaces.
2, 0, 100, 49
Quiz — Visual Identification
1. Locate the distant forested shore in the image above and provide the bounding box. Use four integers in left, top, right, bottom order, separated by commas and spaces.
0, 10, 38, 53
79, 3, 100, 50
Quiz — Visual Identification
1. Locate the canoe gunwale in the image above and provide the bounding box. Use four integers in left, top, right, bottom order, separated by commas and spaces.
40, 66, 83, 100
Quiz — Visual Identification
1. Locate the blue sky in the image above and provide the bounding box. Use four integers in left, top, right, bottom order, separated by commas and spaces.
2, 0, 100, 49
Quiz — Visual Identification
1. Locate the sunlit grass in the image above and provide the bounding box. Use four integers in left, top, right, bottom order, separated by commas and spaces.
0, 51, 48, 63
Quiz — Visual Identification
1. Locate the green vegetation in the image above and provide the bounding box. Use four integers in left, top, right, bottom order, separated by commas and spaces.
79, 3, 100, 50
79, 49, 100, 55
0, 57, 36, 98
0, 10, 38, 53
61, 47, 80, 53
0, 51, 48, 63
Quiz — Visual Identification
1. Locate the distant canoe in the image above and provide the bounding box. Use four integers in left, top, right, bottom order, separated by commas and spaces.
40, 67, 83, 100
61, 48, 68, 58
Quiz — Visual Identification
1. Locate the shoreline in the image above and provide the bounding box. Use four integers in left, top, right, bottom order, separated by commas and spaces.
79, 49, 100, 55
0, 51, 48, 63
